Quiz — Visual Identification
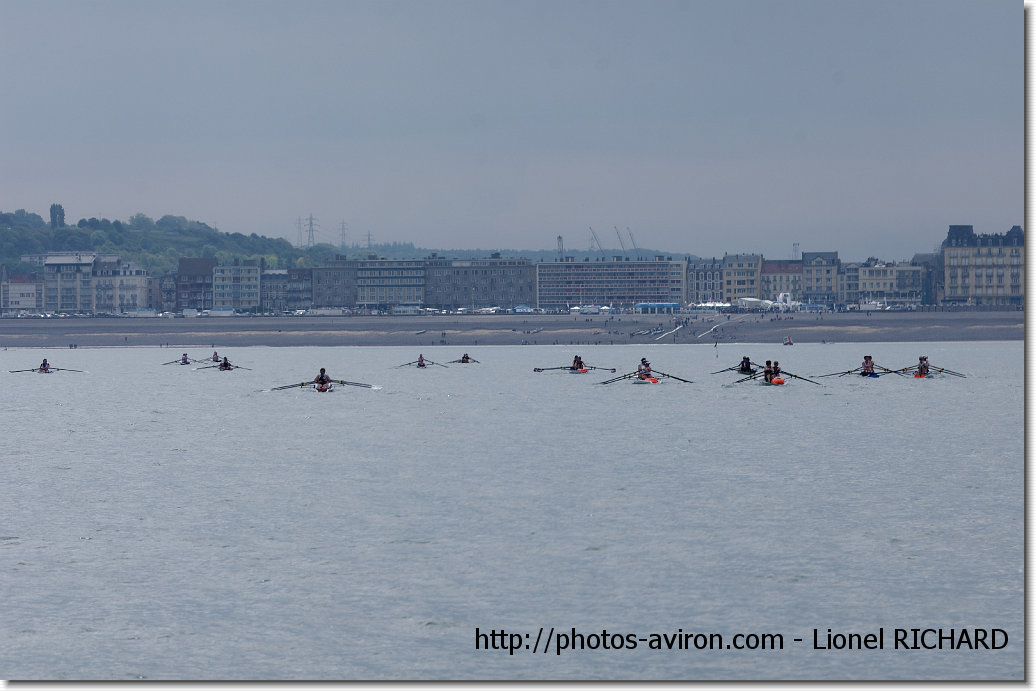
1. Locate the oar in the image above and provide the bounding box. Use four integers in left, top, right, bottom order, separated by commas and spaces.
270, 381, 314, 391
448, 358, 480, 364
734, 373, 760, 383
780, 370, 822, 385
586, 366, 617, 373
8, 368, 42, 373
425, 360, 449, 368
710, 365, 740, 374
598, 371, 637, 384
816, 367, 857, 378
533, 366, 570, 372
654, 370, 692, 383
333, 379, 375, 388
51, 368, 85, 373
836, 367, 865, 378
929, 365, 966, 378
396, 361, 419, 368
874, 363, 908, 377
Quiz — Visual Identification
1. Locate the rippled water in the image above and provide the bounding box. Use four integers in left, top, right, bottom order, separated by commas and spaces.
0, 341, 1022, 680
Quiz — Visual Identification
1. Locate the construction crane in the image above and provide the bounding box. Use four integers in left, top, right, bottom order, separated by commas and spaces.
588, 226, 605, 257
627, 228, 639, 253
614, 226, 627, 252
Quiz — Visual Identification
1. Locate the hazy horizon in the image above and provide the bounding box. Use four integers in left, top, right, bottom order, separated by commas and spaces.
1, 0, 1022, 262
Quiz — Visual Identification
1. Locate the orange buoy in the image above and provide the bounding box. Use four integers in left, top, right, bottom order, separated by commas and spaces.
771, 377, 785, 385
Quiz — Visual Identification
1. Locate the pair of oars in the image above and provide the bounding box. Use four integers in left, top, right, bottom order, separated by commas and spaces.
268, 378, 376, 391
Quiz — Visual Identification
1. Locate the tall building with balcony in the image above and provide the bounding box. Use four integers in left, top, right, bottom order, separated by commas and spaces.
32, 252, 119, 314
686, 257, 724, 304
856, 260, 925, 307
801, 251, 841, 305
536, 256, 687, 309
0, 267, 43, 315
286, 268, 313, 311
213, 259, 261, 311
260, 269, 288, 312
424, 254, 535, 311
93, 257, 149, 313
177, 257, 218, 310
942, 225, 1024, 306
354, 257, 425, 309
760, 259, 803, 302
721, 253, 762, 302
312, 256, 358, 308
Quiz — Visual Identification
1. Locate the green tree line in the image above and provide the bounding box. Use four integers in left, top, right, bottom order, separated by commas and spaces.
1, 205, 685, 275
0, 208, 368, 275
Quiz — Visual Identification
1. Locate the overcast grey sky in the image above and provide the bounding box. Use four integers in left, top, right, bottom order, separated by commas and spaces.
0, 0, 1022, 261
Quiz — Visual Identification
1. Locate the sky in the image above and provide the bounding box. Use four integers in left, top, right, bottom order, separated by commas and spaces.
0, 0, 1023, 262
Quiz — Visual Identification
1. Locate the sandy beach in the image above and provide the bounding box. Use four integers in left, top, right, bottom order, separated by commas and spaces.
0, 310, 1023, 349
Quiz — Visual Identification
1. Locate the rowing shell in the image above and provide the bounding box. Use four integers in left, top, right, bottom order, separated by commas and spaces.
633, 376, 660, 384
568, 368, 588, 374
312, 383, 334, 392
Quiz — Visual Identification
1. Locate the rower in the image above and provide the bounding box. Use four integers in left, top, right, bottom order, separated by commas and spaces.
917, 355, 930, 377
738, 356, 753, 374
571, 355, 585, 370
763, 360, 774, 383
313, 367, 332, 390
637, 357, 652, 380
212, 351, 220, 362
219, 356, 232, 371
772, 361, 782, 380
861, 355, 875, 375
180, 353, 190, 365
460, 353, 470, 363
38, 358, 50, 373
417, 354, 426, 368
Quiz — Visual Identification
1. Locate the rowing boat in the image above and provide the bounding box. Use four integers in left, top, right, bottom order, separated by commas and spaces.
568, 368, 588, 374
313, 383, 334, 392
633, 376, 660, 384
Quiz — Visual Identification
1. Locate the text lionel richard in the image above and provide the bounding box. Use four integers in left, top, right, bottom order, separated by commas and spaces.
811, 628, 1007, 650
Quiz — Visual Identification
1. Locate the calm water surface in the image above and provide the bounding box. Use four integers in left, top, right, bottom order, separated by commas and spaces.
0, 341, 1022, 680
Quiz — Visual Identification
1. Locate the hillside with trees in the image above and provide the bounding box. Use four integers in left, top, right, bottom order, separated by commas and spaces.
0, 205, 691, 275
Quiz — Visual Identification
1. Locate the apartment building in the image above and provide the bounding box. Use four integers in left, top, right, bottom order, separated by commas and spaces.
354, 257, 425, 309
261, 269, 288, 312
424, 254, 535, 311
801, 252, 840, 305
760, 260, 803, 302
213, 260, 260, 311
0, 267, 42, 315
35, 253, 105, 313
93, 257, 149, 313
856, 260, 925, 306
942, 225, 1024, 306
286, 268, 314, 312
686, 257, 724, 304
721, 253, 762, 302
536, 256, 687, 309
177, 257, 218, 310
312, 256, 358, 308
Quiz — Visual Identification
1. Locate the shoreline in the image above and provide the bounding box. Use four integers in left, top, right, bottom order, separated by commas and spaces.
0, 311, 1023, 348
